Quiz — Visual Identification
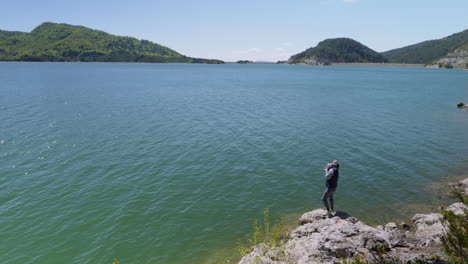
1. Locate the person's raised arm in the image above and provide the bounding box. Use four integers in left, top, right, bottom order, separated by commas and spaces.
325, 168, 334, 180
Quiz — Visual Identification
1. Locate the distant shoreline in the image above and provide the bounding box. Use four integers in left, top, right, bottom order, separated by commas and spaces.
0, 61, 454, 69
228, 62, 427, 68
331, 62, 426, 68
229, 62, 429, 68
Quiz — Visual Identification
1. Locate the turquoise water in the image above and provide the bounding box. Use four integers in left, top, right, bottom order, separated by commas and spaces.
0, 62, 467, 264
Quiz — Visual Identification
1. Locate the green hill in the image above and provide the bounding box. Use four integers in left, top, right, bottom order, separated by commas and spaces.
289, 38, 387, 64
382, 29, 468, 64
0, 30, 26, 40
0, 22, 223, 63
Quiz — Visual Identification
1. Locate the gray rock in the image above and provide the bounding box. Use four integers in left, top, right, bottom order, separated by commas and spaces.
239, 206, 457, 264
346, 216, 359, 224
452, 178, 468, 196
458, 178, 468, 194
239, 179, 468, 264
360, 230, 390, 250
298, 209, 328, 225
388, 231, 402, 247
435, 47, 468, 68
446, 202, 467, 215
384, 222, 398, 231
412, 213, 441, 225
412, 213, 444, 243
400, 222, 410, 230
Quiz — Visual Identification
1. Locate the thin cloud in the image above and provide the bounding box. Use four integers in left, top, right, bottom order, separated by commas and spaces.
272, 47, 291, 60
233, 48, 262, 54
228, 47, 292, 62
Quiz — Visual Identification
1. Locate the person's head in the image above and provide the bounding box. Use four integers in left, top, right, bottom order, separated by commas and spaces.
331, 160, 340, 169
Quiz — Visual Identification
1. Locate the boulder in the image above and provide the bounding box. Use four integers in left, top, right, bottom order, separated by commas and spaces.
384, 222, 398, 231
239, 202, 466, 264
454, 178, 468, 195
411, 213, 443, 243
446, 202, 467, 215
239, 178, 468, 263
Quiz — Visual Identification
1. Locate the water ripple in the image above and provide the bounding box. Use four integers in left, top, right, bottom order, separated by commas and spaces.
0, 63, 467, 264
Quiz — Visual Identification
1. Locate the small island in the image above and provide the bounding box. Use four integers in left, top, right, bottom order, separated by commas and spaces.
236, 60, 254, 64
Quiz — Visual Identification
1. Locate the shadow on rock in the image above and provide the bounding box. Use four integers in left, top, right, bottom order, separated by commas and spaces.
333, 211, 351, 219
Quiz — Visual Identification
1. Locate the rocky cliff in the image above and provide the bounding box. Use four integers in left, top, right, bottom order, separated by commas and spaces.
434, 43, 468, 68
238, 179, 468, 264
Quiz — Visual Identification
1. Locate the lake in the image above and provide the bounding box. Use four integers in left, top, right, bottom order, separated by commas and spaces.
0, 62, 467, 264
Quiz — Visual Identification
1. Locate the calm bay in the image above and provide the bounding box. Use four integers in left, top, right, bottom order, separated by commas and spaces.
0, 62, 467, 264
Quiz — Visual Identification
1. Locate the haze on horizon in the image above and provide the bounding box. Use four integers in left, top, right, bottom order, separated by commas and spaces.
2, 0, 467, 62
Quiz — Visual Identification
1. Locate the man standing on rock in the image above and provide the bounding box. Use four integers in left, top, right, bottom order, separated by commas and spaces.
322, 160, 340, 216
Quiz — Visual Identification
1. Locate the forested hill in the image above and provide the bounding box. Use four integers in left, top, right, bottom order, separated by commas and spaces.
0, 22, 223, 63
0, 30, 26, 40
382, 29, 468, 64
288, 38, 387, 64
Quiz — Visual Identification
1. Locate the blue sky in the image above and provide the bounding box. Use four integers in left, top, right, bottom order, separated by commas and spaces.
2, 0, 467, 62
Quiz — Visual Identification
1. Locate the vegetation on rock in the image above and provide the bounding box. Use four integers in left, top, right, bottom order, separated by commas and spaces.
237, 209, 291, 257
340, 248, 445, 264
440, 185, 468, 264
0, 22, 223, 63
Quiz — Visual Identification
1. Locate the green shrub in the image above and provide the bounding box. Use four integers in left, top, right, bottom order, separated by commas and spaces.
440, 185, 468, 264
340, 246, 405, 264
340, 248, 443, 264
444, 63, 454, 69
237, 209, 291, 257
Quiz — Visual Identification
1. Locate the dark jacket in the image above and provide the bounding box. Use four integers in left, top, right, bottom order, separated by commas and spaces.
325, 165, 339, 188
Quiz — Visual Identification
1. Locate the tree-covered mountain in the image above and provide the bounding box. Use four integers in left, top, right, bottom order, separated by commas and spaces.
288, 38, 387, 64
382, 29, 468, 64
0, 22, 223, 63
0, 30, 26, 40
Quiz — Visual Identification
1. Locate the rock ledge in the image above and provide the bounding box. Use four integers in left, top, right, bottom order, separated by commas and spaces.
238, 179, 467, 264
